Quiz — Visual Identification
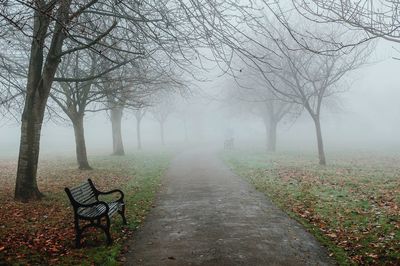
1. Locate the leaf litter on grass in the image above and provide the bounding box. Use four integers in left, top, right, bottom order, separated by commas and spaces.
224, 151, 400, 265
0, 153, 170, 265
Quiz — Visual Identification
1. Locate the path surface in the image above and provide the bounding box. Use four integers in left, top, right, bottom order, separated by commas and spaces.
124, 149, 334, 266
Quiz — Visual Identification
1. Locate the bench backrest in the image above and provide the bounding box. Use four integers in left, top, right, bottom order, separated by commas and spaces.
65, 180, 97, 206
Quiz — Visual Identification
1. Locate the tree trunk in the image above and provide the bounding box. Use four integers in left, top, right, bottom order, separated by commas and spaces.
14, 111, 44, 201
15, 2, 70, 201
111, 107, 125, 155
160, 121, 165, 146
267, 119, 277, 152
313, 115, 327, 166
136, 116, 142, 150
72, 115, 92, 170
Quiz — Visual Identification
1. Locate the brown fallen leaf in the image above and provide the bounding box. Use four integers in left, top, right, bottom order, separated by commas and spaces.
327, 233, 337, 238
367, 253, 379, 259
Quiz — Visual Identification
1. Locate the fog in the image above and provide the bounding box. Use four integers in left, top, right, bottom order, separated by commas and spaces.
1, 40, 399, 160
3, 2, 400, 264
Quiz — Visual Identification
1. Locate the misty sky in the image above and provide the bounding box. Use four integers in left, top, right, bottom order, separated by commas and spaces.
1, 39, 400, 158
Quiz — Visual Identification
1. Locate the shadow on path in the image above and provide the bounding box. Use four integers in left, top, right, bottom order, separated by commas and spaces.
124, 149, 334, 266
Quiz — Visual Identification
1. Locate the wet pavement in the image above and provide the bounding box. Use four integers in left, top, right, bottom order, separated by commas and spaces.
124, 149, 334, 266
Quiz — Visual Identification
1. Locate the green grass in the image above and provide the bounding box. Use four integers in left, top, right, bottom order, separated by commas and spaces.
222, 150, 400, 265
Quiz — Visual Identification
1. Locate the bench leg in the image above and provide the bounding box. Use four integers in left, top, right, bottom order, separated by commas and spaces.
74, 219, 82, 248
75, 232, 82, 248
105, 216, 112, 245
118, 204, 127, 225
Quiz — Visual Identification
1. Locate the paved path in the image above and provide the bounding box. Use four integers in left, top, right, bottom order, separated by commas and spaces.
124, 149, 334, 266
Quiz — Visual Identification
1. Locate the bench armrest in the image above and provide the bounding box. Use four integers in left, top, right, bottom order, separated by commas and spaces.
87, 179, 124, 202
97, 189, 124, 202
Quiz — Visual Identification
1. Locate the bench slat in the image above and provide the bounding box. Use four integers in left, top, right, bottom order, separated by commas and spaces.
70, 191, 93, 200
74, 192, 96, 204
70, 181, 91, 190
69, 182, 96, 204
77, 202, 121, 218
108, 202, 119, 216
70, 183, 92, 195
78, 204, 107, 217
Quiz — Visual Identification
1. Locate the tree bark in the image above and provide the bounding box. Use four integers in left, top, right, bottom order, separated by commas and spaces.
111, 107, 125, 155
72, 115, 92, 170
136, 116, 142, 150
313, 115, 327, 166
14, 114, 44, 201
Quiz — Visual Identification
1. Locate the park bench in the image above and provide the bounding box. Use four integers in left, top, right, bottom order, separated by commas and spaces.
65, 179, 127, 248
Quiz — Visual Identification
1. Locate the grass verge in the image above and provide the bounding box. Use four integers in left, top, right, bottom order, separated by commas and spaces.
223, 150, 400, 265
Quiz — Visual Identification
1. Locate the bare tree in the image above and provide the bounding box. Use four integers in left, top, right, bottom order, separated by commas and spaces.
102, 57, 155, 156
269, 33, 369, 165
48, 47, 134, 169
108, 93, 126, 156
104, 73, 131, 157
226, 75, 295, 152
229, 7, 371, 163
105, 54, 189, 154
105, 79, 150, 156
257, 97, 293, 152
151, 94, 176, 146
134, 107, 146, 150
49, 51, 99, 170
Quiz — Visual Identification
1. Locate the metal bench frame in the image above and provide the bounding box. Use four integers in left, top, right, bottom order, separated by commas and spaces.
65, 179, 127, 248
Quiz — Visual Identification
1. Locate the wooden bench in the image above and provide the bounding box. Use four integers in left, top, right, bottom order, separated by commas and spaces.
65, 179, 127, 248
